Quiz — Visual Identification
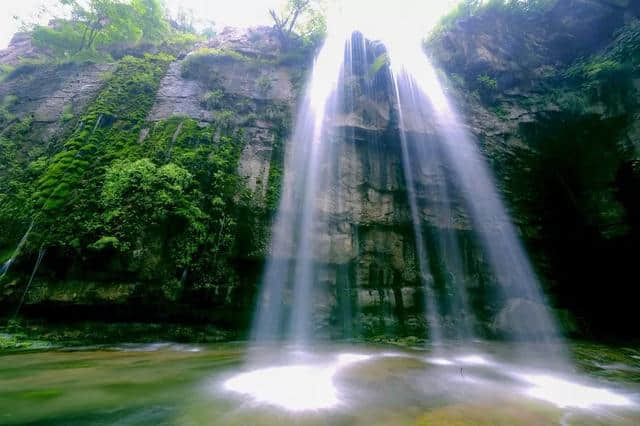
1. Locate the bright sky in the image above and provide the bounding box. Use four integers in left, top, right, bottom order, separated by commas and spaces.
0, 0, 460, 49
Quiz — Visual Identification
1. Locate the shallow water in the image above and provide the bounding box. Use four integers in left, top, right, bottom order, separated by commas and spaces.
0, 342, 638, 425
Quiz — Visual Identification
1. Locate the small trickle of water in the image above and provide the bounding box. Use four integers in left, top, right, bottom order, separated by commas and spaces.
0, 221, 34, 283
15, 245, 46, 316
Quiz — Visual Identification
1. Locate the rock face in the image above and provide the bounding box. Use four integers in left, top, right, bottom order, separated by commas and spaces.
427, 0, 640, 337
430, 0, 632, 90
0, 62, 113, 142
148, 37, 295, 199
1, 3, 639, 339
0, 33, 47, 66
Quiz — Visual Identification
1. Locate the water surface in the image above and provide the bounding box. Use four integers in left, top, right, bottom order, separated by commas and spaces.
0, 342, 638, 425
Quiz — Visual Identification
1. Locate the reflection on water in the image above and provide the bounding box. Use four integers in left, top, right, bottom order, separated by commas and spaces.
518, 373, 632, 409
0, 342, 638, 425
223, 353, 371, 411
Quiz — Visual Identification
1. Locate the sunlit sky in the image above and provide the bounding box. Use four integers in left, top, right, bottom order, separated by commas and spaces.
0, 0, 461, 49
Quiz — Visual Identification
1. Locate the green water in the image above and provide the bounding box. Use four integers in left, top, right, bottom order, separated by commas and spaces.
0, 342, 638, 425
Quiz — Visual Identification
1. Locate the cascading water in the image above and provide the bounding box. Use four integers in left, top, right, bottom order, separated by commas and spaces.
252, 2, 564, 355
393, 44, 564, 362
251, 28, 347, 344
387, 39, 566, 363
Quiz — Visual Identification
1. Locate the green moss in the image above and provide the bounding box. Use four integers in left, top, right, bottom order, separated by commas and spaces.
0, 334, 33, 350
477, 73, 498, 90
181, 48, 252, 85
34, 53, 173, 223
264, 103, 291, 211
256, 75, 273, 95
0, 64, 15, 82
201, 89, 225, 110
491, 105, 509, 119
367, 53, 389, 81
60, 104, 75, 122
429, 0, 558, 42
560, 22, 639, 108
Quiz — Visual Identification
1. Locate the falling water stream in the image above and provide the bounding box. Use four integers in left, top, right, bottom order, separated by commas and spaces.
0, 221, 34, 284
253, 1, 561, 351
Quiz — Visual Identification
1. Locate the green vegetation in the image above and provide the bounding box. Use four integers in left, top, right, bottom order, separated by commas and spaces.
561, 21, 639, 107
256, 75, 274, 95
0, 112, 41, 253
201, 89, 225, 110
33, 53, 172, 218
180, 48, 252, 89
212, 110, 237, 130
0, 65, 16, 83
0, 319, 234, 348
60, 104, 74, 122
0, 95, 18, 126
430, 0, 557, 40
367, 53, 389, 81
477, 73, 497, 90
183, 48, 250, 67
264, 104, 292, 210
27, 0, 198, 64
269, 0, 327, 50
0, 41, 260, 302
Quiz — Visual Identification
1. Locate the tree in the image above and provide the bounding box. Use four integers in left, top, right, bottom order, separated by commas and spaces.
31, 0, 172, 58
131, 0, 170, 43
100, 158, 206, 265
269, 0, 326, 49
63, 0, 140, 52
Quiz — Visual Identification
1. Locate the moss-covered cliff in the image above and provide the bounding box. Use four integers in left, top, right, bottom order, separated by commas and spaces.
0, 27, 302, 332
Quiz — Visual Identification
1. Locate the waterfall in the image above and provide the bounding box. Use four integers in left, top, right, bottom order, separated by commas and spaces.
386, 37, 567, 363
251, 1, 565, 366
251, 28, 347, 344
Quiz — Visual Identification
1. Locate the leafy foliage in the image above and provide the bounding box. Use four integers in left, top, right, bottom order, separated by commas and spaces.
256, 75, 274, 95
476, 73, 498, 102
1, 5, 297, 309
1, 47, 253, 300
201, 90, 225, 110
98, 158, 206, 292
180, 48, 250, 89
29, 0, 193, 62
269, 0, 327, 50
367, 53, 389, 81
562, 21, 640, 107
32, 54, 173, 240
430, 0, 557, 40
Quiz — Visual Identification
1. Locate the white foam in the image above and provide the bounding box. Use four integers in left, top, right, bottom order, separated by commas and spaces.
223, 353, 371, 411
519, 374, 633, 409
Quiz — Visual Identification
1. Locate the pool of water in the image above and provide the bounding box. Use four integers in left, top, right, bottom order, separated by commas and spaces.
0, 341, 639, 425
